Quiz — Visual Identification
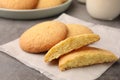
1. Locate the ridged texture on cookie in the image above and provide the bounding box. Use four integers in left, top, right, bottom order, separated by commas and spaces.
36, 0, 67, 9
44, 34, 100, 62
59, 47, 118, 71
19, 21, 68, 53
0, 0, 38, 9
66, 24, 93, 37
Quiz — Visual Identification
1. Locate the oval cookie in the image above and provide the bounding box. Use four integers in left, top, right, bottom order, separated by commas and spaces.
0, 0, 38, 9
66, 24, 93, 37
59, 47, 118, 71
19, 21, 68, 53
44, 34, 100, 62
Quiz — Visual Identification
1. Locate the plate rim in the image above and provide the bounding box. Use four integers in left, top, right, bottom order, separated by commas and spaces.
0, 0, 72, 12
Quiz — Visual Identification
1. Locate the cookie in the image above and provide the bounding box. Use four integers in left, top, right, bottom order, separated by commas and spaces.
36, 0, 67, 9
0, 0, 38, 9
59, 47, 118, 71
66, 24, 93, 37
19, 21, 68, 53
44, 34, 100, 62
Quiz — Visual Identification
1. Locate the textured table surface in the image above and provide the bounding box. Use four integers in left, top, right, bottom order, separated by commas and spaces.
0, 1, 120, 80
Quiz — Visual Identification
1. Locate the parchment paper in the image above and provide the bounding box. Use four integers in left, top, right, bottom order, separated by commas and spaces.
0, 13, 120, 80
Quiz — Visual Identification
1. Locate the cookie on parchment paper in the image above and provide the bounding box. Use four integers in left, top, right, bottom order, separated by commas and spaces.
44, 34, 100, 62
66, 24, 93, 37
59, 47, 118, 71
19, 21, 68, 53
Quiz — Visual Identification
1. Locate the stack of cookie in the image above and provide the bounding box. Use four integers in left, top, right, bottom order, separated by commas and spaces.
0, 0, 67, 10
19, 21, 118, 71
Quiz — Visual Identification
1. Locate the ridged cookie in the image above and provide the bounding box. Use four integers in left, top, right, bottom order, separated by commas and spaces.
0, 0, 38, 9
44, 34, 100, 62
36, 0, 67, 9
66, 24, 93, 37
59, 47, 118, 71
19, 21, 68, 53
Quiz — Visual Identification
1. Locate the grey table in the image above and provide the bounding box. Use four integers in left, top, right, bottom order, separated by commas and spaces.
0, 1, 120, 80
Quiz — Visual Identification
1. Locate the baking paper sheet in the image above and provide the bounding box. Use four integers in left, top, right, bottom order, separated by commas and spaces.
0, 14, 120, 80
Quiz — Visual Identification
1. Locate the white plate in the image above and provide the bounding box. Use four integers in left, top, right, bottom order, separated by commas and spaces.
0, 0, 72, 19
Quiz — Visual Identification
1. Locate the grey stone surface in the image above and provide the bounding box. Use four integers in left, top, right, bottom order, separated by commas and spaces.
0, 0, 120, 80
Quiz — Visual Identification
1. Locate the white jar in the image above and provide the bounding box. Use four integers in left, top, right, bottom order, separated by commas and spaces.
78, 0, 86, 3
86, 0, 120, 20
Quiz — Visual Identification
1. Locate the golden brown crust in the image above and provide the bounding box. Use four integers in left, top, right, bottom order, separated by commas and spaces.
0, 0, 38, 9
66, 24, 93, 37
59, 47, 118, 71
19, 21, 68, 53
36, 0, 67, 9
